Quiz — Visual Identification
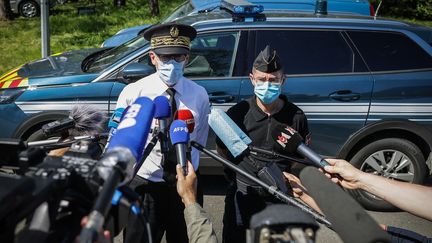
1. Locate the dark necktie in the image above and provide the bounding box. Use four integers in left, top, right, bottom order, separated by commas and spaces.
165, 87, 177, 119
163, 87, 178, 184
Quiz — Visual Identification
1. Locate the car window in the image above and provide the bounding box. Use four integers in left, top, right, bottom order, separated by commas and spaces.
347, 31, 432, 72
186, 31, 239, 77
255, 30, 364, 75
134, 31, 239, 79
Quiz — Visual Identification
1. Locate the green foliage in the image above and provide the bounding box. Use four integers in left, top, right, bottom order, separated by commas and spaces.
0, 0, 183, 73
371, 0, 432, 20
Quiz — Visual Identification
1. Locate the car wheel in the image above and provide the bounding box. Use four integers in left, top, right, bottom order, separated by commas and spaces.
19, 0, 40, 18
348, 138, 427, 211
26, 128, 48, 141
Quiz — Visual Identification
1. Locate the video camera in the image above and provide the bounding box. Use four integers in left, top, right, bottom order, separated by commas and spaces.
0, 138, 105, 243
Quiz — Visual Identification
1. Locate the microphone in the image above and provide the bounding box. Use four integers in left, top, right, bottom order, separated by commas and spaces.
169, 120, 189, 175
300, 167, 391, 243
175, 109, 195, 133
190, 141, 332, 228
154, 96, 171, 157
208, 108, 250, 158
42, 104, 108, 137
271, 124, 329, 168
208, 108, 307, 164
104, 107, 127, 153
80, 97, 155, 243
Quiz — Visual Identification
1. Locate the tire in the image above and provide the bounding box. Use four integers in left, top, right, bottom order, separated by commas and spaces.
348, 138, 427, 211
26, 128, 49, 141
19, 0, 40, 18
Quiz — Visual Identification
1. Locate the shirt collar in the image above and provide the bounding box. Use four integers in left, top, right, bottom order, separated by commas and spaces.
249, 95, 288, 122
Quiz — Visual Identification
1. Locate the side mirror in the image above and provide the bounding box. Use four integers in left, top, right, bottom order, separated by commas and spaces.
122, 63, 155, 81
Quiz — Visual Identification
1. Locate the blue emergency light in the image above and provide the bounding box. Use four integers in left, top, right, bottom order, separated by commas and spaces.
221, 0, 264, 15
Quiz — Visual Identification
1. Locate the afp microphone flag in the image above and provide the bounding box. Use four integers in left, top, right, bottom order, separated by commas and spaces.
107, 97, 155, 162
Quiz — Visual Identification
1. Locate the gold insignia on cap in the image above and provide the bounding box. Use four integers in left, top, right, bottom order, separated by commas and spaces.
170, 26, 179, 38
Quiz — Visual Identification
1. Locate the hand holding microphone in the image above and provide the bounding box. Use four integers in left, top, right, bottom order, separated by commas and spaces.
176, 161, 197, 207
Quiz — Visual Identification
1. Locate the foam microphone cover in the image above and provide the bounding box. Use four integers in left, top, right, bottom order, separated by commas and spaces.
169, 120, 190, 145
300, 167, 391, 243
175, 109, 195, 133
108, 107, 125, 129
271, 124, 303, 154
208, 108, 252, 157
107, 97, 155, 161
154, 96, 171, 119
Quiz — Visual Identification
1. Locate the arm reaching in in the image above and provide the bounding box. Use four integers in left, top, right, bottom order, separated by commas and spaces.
323, 159, 432, 221
176, 162, 218, 243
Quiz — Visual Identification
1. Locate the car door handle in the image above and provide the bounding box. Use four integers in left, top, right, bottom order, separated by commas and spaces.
329, 90, 360, 101
209, 93, 235, 103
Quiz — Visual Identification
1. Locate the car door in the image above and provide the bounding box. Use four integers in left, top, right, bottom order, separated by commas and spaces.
239, 28, 374, 156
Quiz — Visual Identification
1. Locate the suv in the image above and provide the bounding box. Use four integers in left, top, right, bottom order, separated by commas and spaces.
101, 0, 374, 47
1, 3, 432, 211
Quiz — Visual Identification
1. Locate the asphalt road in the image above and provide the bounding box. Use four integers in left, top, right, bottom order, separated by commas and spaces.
115, 175, 432, 243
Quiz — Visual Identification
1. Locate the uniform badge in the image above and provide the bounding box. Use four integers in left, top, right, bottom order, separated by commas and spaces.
170, 26, 179, 38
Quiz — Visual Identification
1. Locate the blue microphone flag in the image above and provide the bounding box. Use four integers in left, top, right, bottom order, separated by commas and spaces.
208, 108, 252, 157
170, 120, 190, 145
154, 96, 171, 119
108, 107, 125, 129
107, 97, 155, 161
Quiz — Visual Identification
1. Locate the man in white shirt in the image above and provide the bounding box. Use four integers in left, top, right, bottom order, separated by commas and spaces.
118, 23, 209, 243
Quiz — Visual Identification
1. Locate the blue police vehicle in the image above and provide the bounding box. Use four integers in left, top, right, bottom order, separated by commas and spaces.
101, 0, 374, 47
1, 0, 432, 210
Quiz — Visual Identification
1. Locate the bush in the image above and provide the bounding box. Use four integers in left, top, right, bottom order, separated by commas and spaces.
371, 0, 432, 20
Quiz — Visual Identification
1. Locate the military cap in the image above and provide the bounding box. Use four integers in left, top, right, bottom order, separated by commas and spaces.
143, 23, 197, 55
253, 45, 283, 73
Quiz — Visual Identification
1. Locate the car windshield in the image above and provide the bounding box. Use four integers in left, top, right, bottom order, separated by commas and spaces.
162, 1, 195, 22
86, 36, 149, 73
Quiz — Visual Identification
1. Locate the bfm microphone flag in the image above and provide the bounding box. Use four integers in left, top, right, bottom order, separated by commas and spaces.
107, 97, 155, 162
80, 97, 155, 243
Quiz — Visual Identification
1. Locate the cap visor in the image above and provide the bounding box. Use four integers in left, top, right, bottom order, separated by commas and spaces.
153, 47, 189, 55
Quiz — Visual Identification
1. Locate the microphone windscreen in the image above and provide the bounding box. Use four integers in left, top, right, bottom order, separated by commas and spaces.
69, 104, 108, 136
169, 120, 190, 145
175, 109, 195, 133
107, 97, 155, 161
154, 96, 171, 119
108, 107, 125, 129
271, 124, 303, 154
299, 167, 391, 243
208, 108, 251, 157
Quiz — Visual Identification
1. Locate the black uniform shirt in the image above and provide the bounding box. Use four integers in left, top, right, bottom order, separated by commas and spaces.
216, 95, 310, 185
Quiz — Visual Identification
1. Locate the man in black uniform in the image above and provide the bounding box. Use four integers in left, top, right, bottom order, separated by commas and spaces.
216, 45, 311, 243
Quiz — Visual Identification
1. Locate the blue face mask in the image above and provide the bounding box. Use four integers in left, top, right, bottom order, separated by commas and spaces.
157, 59, 185, 86
254, 81, 281, 104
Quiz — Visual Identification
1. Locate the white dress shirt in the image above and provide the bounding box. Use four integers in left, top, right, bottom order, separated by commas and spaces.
116, 72, 210, 182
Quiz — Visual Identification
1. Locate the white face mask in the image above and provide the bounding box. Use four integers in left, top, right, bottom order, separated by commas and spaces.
157, 59, 185, 86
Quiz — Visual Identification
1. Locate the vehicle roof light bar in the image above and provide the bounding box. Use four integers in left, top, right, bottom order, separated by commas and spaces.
221, 0, 266, 22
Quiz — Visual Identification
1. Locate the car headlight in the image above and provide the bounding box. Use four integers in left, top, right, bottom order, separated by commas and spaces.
0, 88, 25, 104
